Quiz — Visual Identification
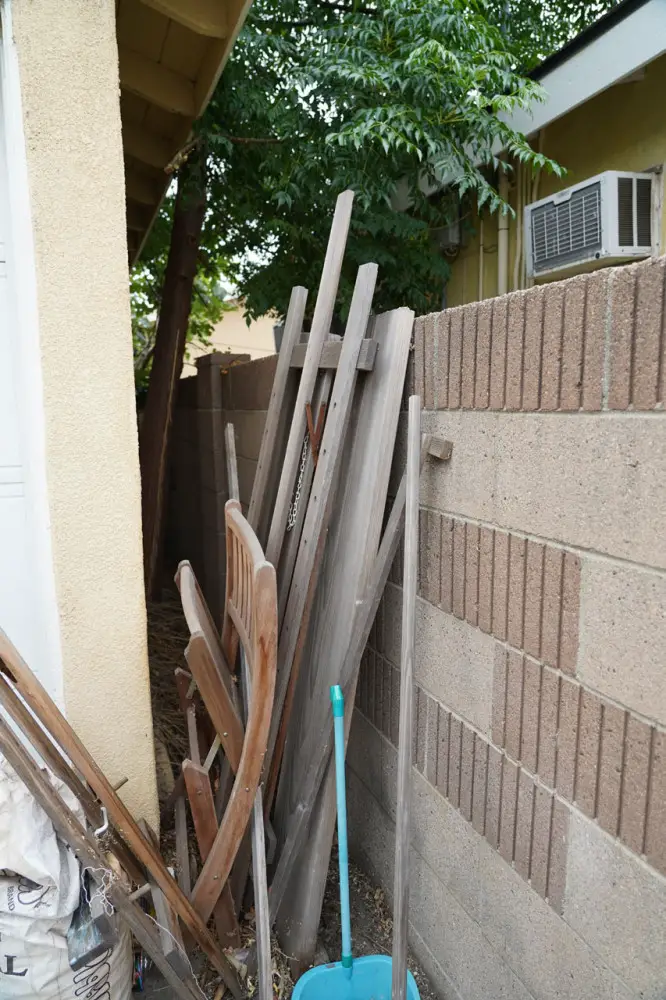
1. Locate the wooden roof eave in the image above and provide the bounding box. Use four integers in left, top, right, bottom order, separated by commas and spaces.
119, 0, 253, 264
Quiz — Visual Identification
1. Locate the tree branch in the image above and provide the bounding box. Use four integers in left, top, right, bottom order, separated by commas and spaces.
226, 135, 283, 145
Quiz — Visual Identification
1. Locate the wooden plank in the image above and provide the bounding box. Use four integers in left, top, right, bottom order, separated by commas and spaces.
0, 715, 203, 1000
266, 435, 434, 920
118, 47, 195, 117
266, 461, 416, 921
266, 262, 378, 782
174, 795, 191, 896
248, 285, 307, 542
175, 565, 244, 774
225, 423, 240, 502
392, 396, 421, 1000
241, 651, 273, 1000
265, 191, 354, 569
183, 761, 240, 947
273, 306, 413, 971
276, 367, 334, 627
289, 338, 377, 372
226, 426, 272, 1000
0, 628, 242, 998
0, 674, 144, 886
175, 667, 201, 765
151, 883, 191, 981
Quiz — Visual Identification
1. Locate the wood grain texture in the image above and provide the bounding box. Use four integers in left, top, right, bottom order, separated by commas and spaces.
290, 337, 377, 371
266, 190, 354, 568
273, 306, 413, 971
190, 504, 277, 924
175, 563, 244, 773
0, 628, 242, 997
267, 435, 433, 923
392, 396, 420, 1000
183, 760, 240, 948
276, 367, 334, 628
267, 263, 378, 783
226, 425, 272, 999
248, 285, 307, 541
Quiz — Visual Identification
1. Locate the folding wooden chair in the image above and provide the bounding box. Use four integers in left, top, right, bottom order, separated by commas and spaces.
175, 499, 277, 926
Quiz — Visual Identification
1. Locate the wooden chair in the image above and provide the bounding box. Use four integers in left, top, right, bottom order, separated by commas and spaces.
175, 499, 277, 926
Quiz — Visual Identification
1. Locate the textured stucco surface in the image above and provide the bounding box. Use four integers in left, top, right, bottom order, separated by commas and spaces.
12, 0, 157, 823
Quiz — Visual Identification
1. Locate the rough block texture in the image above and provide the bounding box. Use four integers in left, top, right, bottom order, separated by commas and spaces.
350, 256, 666, 1000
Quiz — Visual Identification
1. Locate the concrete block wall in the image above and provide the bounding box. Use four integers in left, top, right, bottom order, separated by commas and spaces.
166, 351, 277, 619
349, 256, 666, 1000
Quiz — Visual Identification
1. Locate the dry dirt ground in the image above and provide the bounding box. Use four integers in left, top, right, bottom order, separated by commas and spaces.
142, 856, 436, 1000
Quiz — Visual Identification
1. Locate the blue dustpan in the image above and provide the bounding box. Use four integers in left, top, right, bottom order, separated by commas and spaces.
292, 686, 420, 1000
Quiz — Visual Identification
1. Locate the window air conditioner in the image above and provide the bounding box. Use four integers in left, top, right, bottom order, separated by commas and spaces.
525, 170, 653, 278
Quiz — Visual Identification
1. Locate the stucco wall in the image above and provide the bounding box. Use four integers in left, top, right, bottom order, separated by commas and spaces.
11, 0, 157, 823
447, 52, 666, 307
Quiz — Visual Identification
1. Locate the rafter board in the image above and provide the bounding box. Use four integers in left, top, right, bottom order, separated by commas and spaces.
122, 119, 175, 169
139, 0, 228, 38
119, 46, 196, 117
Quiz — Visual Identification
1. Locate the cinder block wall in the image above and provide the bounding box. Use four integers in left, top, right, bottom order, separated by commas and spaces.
349, 257, 666, 1000
166, 352, 278, 617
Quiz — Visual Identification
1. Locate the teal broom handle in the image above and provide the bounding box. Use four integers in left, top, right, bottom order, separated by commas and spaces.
330, 685, 353, 973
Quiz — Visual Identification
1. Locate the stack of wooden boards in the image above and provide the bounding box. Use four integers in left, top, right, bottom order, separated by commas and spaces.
238, 189, 417, 972
0, 189, 449, 997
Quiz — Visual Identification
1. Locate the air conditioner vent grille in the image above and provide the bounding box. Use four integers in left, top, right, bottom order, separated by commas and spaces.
530, 181, 602, 273
637, 178, 652, 246
618, 178, 635, 246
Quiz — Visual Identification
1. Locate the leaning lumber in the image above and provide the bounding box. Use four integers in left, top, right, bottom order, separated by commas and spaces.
248, 284, 307, 545
265, 431, 451, 924
273, 306, 413, 973
265, 262, 378, 786
392, 395, 420, 1000
265, 190, 354, 569
0, 627, 242, 998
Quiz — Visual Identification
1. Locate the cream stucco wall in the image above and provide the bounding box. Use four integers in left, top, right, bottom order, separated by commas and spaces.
183, 304, 277, 376
11, 0, 157, 823
447, 53, 666, 307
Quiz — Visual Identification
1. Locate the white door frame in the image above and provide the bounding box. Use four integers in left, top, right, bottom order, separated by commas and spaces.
0, 0, 63, 704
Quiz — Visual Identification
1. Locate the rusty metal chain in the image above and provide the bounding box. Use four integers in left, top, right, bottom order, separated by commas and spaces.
286, 433, 309, 531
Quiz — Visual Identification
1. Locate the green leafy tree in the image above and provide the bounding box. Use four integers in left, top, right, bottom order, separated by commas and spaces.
136, 0, 616, 591
487, 0, 620, 70
202, 0, 564, 322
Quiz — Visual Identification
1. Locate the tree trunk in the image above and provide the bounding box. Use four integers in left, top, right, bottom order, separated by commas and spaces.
139, 153, 207, 598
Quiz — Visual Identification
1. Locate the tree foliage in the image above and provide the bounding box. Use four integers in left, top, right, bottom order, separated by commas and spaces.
132, 0, 618, 340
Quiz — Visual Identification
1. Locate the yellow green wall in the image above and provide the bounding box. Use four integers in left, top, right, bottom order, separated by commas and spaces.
447, 52, 666, 307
